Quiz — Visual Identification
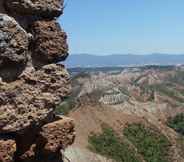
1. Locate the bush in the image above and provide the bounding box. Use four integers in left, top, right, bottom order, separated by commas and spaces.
168, 113, 184, 135
169, 71, 184, 86
55, 97, 75, 115
150, 84, 184, 103
124, 124, 170, 162
88, 126, 141, 162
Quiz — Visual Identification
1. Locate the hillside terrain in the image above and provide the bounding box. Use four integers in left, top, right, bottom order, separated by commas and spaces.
61, 65, 184, 162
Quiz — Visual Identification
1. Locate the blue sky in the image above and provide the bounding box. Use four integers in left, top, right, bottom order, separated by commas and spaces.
58, 0, 184, 55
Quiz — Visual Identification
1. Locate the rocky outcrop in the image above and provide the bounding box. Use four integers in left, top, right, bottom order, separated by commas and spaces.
17, 116, 75, 162
0, 64, 71, 133
0, 14, 29, 81
31, 20, 68, 67
0, 0, 75, 162
37, 117, 75, 153
5, 0, 64, 18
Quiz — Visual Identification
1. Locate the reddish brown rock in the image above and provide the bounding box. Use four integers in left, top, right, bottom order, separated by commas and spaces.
15, 117, 75, 162
0, 0, 75, 161
0, 139, 16, 162
37, 117, 75, 153
31, 20, 68, 67
5, 0, 64, 18
0, 64, 71, 134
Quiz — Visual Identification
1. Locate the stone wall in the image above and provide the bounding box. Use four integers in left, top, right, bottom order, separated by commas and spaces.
0, 0, 75, 162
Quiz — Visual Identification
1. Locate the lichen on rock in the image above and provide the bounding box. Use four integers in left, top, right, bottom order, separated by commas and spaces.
0, 13, 29, 81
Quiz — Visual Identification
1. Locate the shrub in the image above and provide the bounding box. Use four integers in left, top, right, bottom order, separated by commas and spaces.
55, 97, 75, 115
88, 126, 141, 162
150, 84, 184, 103
169, 71, 184, 86
124, 124, 170, 162
168, 113, 184, 135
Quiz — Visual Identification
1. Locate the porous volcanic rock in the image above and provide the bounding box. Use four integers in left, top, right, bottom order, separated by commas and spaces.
0, 139, 16, 162
0, 64, 71, 133
0, 14, 29, 81
19, 148, 63, 162
0, 0, 75, 161
37, 117, 75, 153
15, 117, 75, 162
31, 20, 68, 67
5, 0, 64, 18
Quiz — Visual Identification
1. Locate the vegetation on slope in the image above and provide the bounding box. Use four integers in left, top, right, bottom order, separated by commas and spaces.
168, 113, 184, 159
176, 136, 184, 159
153, 84, 184, 103
168, 113, 184, 135
55, 97, 75, 115
88, 126, 141, 162
124, 124, 170, 162
137, 82, 184, 103
168, 70, 184, 86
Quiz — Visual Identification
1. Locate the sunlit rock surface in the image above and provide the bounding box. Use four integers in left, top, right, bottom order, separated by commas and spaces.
0, 64, 71, 133
0, 14, 29, 81
0, 0, 75, 161
0, 139, 16, 162
5, 0, 64, 18
31, 20, 68, 67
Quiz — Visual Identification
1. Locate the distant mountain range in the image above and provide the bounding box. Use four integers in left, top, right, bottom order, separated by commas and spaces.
64, 54, 184, 67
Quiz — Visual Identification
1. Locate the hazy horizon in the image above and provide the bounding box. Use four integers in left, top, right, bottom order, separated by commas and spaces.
65, 54, 184, 68
70, 53, 184, 56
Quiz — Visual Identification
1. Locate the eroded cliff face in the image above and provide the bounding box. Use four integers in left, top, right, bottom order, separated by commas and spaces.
0, 1, 75, 162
